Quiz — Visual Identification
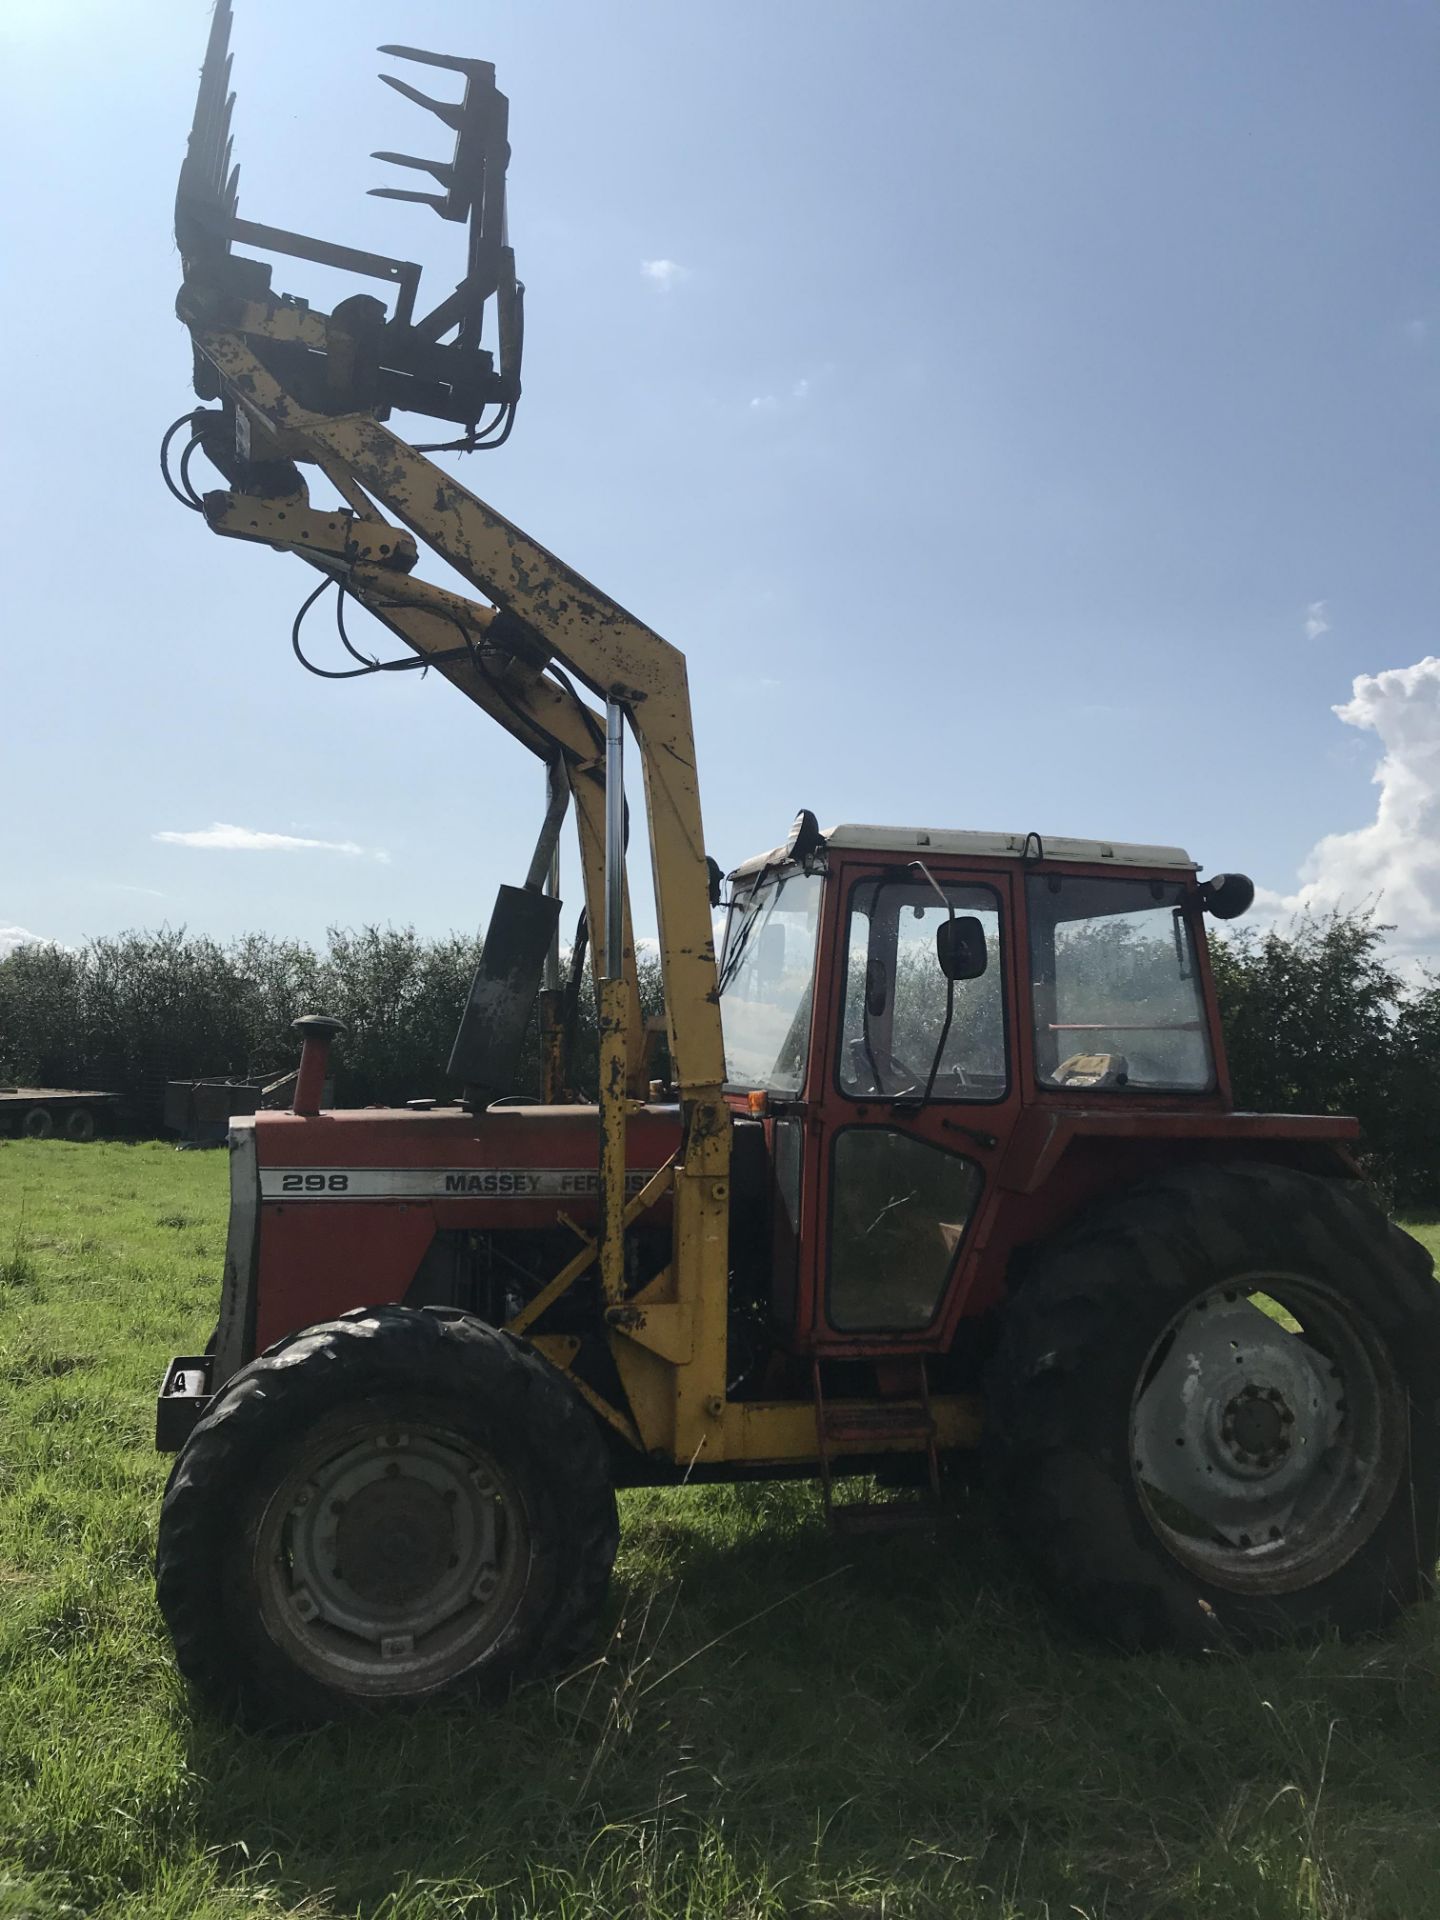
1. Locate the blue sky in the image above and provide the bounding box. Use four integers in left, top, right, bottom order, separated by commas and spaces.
4, 0, 1440, 956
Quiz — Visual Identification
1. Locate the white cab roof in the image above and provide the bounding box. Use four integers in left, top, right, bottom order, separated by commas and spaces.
730, 823, 1196, 879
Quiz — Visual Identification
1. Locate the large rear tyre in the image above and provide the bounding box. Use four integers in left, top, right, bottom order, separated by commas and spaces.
986, 1163, 1440, 1650
156, 1306, 618, 1724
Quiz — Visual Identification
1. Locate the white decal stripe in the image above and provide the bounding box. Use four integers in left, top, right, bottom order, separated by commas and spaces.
259, 1167, 657, 1201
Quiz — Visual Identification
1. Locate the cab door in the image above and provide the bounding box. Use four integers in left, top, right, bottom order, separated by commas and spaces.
801, 860, 1022, 1350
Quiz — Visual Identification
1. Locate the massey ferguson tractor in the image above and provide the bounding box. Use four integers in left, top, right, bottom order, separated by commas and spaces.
155, 7, 1440, 1725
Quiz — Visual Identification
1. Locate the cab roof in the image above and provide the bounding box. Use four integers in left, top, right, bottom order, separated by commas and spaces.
729, 823, 1197, 880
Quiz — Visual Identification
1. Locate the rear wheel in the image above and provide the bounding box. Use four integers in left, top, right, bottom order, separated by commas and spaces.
986, 1163, 1440, 1649
63, 1108, 95, 1142
156, 1306, 618, 1724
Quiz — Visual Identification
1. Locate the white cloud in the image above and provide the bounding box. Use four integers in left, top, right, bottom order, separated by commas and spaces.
640, 258, 689, 292
0, 925, 46, 959
747, 372, 817, 414
1265, 656, 1440, 954
1304, 600, 1330, 641
154, 822, 387, 861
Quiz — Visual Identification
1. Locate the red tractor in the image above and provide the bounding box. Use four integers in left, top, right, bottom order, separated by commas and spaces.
154, 11, 1440, 1724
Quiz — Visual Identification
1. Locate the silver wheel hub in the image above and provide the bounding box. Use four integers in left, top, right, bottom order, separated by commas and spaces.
1130, 1279, 1403, 1592
1134, 1294, 1342, 1546
256, 1417, 527, 1692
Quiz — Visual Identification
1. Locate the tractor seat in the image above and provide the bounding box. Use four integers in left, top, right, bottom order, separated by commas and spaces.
1053, 1051, 1129, 1090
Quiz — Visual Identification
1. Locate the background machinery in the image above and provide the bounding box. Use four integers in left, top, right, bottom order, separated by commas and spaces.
155, 8, 1440, 1725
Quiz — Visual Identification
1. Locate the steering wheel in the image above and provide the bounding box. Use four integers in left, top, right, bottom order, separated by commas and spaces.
848, 1036, 924, 1094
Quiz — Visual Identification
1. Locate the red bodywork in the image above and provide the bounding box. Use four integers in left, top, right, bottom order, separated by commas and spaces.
228, 854, 1358, 1393
249, 1105, 682, 1351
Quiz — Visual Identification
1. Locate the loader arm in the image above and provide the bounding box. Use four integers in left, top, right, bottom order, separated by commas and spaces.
169, 20, 734, 1462
226, 488, 650, 1092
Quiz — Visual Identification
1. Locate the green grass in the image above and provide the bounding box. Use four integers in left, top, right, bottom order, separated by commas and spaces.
2, 1142, 1439, 1919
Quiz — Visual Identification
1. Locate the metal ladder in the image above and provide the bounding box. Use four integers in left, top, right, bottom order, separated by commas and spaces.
813, 1358, 943, 1534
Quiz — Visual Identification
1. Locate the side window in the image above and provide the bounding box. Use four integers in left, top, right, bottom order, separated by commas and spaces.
828, 1130, 983, 1330
839, 877, 1007, 1101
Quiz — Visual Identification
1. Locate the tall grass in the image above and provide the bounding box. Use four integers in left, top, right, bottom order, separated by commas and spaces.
1, 1143, 1438, 1919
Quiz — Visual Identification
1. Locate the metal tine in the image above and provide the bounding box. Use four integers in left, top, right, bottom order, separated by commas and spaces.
187, 24, 233, 202
188, 68, 228, 187
379, 43, 495, 80
372, 150, 455, 187
208, 90, 234, 196
379, 72, 463, 131
369, 187, 450, 215
194, 3, 233, 113
192, 14, 231, 134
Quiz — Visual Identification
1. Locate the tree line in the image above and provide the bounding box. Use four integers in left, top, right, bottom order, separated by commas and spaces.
0, 911, 1436, 1207
0, 926, 661, 1128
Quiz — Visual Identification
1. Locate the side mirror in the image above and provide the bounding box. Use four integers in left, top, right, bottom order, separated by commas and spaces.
936, 915, 988, 982
1201, 873, 1255, 920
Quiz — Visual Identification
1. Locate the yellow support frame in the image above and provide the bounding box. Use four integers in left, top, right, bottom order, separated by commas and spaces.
183, 298, 734, 1466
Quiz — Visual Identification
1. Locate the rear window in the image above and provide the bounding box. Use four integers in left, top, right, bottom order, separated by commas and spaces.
1027, 875, 1214, 1092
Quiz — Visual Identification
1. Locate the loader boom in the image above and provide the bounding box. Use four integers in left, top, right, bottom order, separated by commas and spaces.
171, 9, 733, 1461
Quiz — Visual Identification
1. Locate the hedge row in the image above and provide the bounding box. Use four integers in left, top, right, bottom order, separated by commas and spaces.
1, 911, 1436, 1204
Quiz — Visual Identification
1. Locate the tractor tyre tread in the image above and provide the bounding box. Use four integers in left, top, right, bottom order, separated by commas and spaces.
986, 1161, 1440, 1651
156, 1305, 618, 1724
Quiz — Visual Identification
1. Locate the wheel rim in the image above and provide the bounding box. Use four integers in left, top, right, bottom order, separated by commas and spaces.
253, 1412, 531, 1696
1130, 1275, 1407, 1594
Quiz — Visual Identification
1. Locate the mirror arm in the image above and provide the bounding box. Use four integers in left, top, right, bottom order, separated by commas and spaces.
907, 859, 957, 1109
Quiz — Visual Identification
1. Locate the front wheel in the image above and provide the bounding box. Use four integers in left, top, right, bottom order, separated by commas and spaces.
986, 1163, 1440, 1650
156, 1307, 618, 1724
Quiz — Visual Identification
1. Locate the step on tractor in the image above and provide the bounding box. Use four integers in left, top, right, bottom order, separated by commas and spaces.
155, 8, 1440, 1726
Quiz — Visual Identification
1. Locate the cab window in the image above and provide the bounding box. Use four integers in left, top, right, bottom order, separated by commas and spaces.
839, 876, 1006, 1101
1027, 874, 1215, 1092
718, 870, 824, 1093
828, 1129, 983, 1330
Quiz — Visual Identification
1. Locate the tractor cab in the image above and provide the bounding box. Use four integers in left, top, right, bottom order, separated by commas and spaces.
717, 819, 1253, 1356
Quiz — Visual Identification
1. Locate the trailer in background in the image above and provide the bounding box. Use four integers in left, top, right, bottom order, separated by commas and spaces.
163, 1078, 264, 1149
0, 1088, 121, 1141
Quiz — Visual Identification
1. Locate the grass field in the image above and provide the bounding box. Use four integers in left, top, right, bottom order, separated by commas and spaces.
2, 1142, 1439, 1919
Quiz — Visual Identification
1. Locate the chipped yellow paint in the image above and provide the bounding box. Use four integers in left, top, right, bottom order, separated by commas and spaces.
182, 302, 738, 1468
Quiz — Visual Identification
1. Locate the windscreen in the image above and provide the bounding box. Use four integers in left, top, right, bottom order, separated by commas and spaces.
718, 871, 824, 1093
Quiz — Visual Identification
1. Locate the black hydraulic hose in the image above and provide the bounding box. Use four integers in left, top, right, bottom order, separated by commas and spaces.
159, 412, 205, 511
